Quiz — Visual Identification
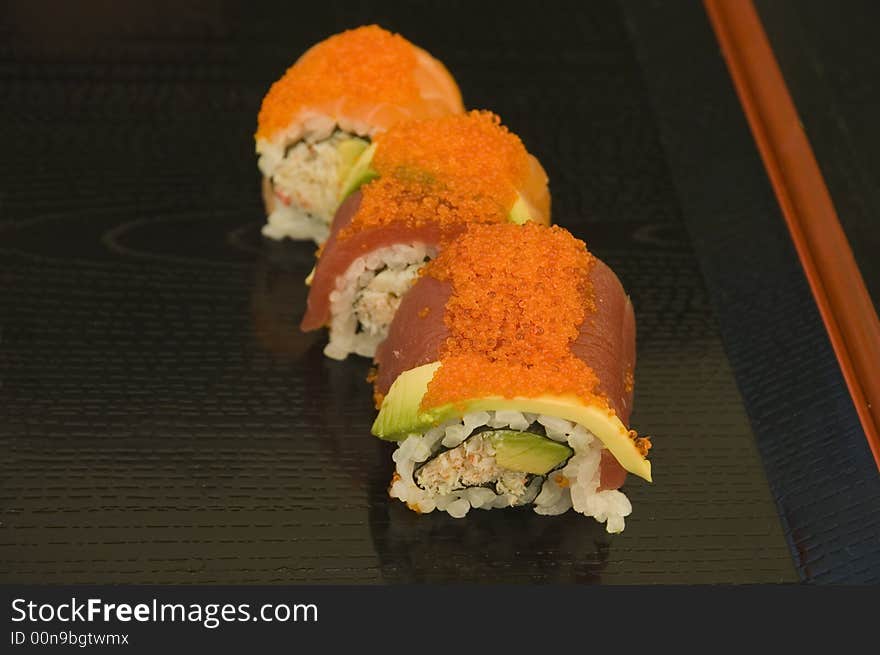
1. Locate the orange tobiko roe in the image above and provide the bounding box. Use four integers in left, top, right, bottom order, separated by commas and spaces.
341, 111, 531, 238
256, 26, 420, 141
372, 110, 530, 207
421, 222, 609, 410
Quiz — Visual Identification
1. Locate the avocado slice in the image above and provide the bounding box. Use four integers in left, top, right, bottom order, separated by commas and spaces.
486, 430, 572, 475
371, 361, 652, 482
507, 193, 535, 224
336, 137, 370, 184
372, 361, 439, 440
338, 141, 379, 201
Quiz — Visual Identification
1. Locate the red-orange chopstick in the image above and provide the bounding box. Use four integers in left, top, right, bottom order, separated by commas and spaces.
704, 0, 880, 470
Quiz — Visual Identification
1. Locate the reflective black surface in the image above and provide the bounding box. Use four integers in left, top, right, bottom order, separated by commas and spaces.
0, 0, 799, 583
624, 0, 880, 583
756, 0, 880, 312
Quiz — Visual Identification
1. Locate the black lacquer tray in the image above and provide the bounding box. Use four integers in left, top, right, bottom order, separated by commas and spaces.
2, 0, 877, 584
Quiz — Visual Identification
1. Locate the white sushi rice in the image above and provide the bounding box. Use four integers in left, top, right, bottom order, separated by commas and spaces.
389, 410, 633, 533
323, 242, 436, 360
260, 125, 352, 244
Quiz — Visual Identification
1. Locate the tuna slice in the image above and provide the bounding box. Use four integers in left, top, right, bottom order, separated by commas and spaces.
374, 258, 636, 491
300, 190, 453, 331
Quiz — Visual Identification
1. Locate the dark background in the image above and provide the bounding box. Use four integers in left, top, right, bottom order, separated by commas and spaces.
0, 0, 877, 583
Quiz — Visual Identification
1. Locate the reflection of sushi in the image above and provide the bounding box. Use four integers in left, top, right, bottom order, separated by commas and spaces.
249, 244, 322, 361
371, 222, 651, 533
368, 473, 613, 583
300, 110, 551, 360
256, 25, 464, 244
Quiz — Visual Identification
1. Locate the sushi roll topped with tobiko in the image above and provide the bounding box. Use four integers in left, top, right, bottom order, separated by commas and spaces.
371, 222, 651, 533
300, 110, 551, 360
256, 25, 464, 244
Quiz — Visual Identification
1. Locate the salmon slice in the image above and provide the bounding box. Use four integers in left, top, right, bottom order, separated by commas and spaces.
256, 27, 465, 147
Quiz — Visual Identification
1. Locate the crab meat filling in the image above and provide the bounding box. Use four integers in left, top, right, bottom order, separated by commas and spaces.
274, 131, 350, 210
352, 261, 425, 336
415, 432, 538, 504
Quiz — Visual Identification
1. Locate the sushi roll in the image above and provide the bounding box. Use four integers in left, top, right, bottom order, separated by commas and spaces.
371, 222, 652, 533
300, 110, 551, 360
256, 25, 464, 244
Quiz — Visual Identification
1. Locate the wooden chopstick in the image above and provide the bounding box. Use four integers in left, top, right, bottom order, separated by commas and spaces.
704, 0, 880, 470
